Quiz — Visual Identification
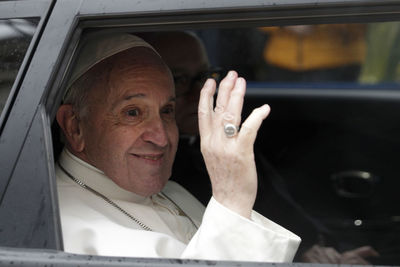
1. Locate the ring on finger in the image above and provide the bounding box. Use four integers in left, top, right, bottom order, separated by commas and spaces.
224, 123, 239, 138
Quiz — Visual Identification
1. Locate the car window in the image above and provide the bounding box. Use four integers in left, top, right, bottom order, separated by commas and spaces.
135, 21, 400, 265
198, 22, 400, 265
53, 21, 400, 266
195, 22, 400, 89
0, 18, 37, 115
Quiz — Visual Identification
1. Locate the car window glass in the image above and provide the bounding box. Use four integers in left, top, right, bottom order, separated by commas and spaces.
0, 18, 37, 115
134, 21, 400, 266
54, 21, 399, 266
194, 22, 400, 265
195, 22, 400, 89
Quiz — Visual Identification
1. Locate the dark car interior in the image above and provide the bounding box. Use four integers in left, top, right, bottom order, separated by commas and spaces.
247, 86, 400, 264
152, 25, 400, 265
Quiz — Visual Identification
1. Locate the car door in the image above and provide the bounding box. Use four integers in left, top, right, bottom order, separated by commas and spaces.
0, 0, 60, 249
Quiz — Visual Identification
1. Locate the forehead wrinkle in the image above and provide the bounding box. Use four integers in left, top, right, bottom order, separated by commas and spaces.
112, 93, 176, 111
124, 93, 146, 101
103, 49, 174, 109
110, 93, 145, 110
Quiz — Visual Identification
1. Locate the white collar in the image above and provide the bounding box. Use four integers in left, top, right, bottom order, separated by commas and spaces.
59, 148, 150, 204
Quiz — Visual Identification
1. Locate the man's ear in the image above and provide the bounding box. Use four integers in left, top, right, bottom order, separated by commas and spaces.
56, 105, 85, 153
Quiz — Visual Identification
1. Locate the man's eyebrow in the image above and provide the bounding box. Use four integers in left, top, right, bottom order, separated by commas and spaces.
123, 95, 175, 102
124, 93, 146, 101
112, 93, 145, 109
114, 94, 176, 109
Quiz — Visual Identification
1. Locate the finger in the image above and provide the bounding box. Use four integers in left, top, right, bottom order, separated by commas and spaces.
214, 71, 237, 115
198, 79, 216, 139
224, 77, 245, 127
238, 104, 270, 145
347, 246, 380, 258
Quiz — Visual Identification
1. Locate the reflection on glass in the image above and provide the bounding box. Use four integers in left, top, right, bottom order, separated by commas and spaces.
258, 24, 367, 82
360, 22, 400, 84
0, 18, 37, 114
187, 24, 400, 265
197, 23, 400, 89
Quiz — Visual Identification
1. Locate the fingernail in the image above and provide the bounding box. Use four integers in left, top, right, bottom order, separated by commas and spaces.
228, 71, 236, 78
262, 104, 271, 113
237, 77, 245, 85
204, 78, 213, 87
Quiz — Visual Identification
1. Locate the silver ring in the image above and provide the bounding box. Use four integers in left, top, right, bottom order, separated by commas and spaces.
224, 123, 238, 138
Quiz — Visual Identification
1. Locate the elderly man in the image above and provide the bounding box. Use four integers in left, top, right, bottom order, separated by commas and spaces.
55, 32, 300, 261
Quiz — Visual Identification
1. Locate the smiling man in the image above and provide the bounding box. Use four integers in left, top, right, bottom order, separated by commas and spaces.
55, 32, 300, 261
59, 46, 177, 197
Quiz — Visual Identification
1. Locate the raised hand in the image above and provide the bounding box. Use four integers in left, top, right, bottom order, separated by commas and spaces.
198, 70, 270, 218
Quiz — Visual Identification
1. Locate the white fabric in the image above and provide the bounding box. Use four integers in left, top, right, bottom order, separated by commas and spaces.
56, 148, 301, 262
65, 33, 159, 91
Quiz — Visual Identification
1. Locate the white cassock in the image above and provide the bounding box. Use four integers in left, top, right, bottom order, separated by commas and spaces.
56, 148, 301, 262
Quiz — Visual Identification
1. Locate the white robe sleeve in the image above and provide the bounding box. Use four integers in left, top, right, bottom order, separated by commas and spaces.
181, 197, 301, 262
57, 160, 300, 262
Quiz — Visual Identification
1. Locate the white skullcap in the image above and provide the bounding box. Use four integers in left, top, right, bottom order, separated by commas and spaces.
64, 32, 159, 100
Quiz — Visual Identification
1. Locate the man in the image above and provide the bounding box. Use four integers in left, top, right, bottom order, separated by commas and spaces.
55, 32, 300, 261
147, 31, 379, 264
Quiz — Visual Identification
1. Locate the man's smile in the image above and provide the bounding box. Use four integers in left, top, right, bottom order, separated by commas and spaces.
130, 153, 164, 163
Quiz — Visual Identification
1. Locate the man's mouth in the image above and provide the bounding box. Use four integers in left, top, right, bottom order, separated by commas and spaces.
131, 153, 163, 162
141, 155, 162, 160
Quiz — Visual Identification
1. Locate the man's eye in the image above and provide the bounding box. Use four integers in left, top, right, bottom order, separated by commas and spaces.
126, 109, 139, 117
120, 106, 145, 125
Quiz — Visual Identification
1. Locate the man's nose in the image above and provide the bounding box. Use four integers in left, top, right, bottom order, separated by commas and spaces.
141, 116, 169, 147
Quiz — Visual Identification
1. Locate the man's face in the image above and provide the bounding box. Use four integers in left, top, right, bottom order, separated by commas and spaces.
79, 48, 178, 196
